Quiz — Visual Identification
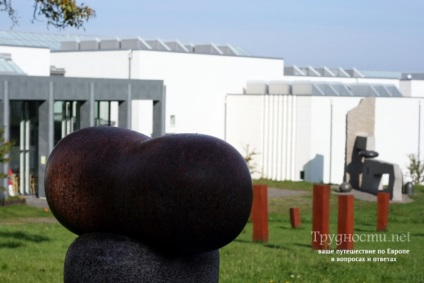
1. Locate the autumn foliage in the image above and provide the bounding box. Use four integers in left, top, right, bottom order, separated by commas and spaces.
1, 0, 95, 29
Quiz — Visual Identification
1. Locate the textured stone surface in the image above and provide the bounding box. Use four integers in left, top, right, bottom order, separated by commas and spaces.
345, 97, 375, 187
45, 127, 151, 234
64, 233, 219, 283
45, 127, 253, 255
362, 159, 403, 201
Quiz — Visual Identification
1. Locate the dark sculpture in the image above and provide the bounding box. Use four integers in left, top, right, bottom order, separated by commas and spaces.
45, 127, 253, 282
346, 135, 403, 201
358, 150, 379, 159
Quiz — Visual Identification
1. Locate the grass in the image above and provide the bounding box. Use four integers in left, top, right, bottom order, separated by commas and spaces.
0, 182, 423, 282
220, 181, 424, 283
0, 206, 75, 282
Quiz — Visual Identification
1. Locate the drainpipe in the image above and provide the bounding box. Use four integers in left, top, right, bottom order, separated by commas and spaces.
329, 99, 334, 184
419, 101, 422, 160
128, 49, 133, 80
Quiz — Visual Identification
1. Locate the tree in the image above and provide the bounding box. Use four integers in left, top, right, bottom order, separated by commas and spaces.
0, 0, 95, 29
243, 144, 259, 176
0, 128, 14, 193
407, 153, 424, 185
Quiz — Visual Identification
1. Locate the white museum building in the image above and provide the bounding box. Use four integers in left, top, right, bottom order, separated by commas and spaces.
0, 30, 423, 197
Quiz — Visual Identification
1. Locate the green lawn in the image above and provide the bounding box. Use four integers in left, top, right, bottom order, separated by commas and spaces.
0, 206, 75, 282
1, 181, 423, 283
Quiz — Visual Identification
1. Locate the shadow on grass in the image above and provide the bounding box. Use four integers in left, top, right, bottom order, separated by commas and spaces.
0, 242, 23, 249
354, 222, 376, 227
276, 225, 307, 230
234, 239, 292, 251
293, 243, 312, 249
354, 227, 377, 233
411, 233, 424, 237
0, 231, 50, 245
262, 243, 292, 251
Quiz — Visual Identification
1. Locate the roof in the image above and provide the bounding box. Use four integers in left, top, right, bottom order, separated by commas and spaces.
401, 73, 424, 80
0, 30, 252, 57
285, 65, 403, 80
245, 81, 404, 97
0, 30, 94, 50
59, 38, 253, 56
0, 53, 25, 75
293, 82, 403, 97
359, 70, 402, 79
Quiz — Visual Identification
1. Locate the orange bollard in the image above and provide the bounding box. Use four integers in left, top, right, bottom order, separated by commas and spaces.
377, 192, 390, 231
337, 194, 354, 250
312, 184, 330, 250
289, 207, 301, 228
251, 184, 268, 242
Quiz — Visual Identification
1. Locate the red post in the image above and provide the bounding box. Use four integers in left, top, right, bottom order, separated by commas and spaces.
251, 184, 268, 242
312, 184, 330, 250
337, 194, 354, 250
289, 207, 301, 228
377, 192, 390, 231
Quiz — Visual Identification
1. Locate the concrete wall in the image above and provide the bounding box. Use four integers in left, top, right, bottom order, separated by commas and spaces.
226, 91, 422, 185
375, 97, 424, 182
226, 92, 363, 183
0, 46, 50, 76
296, 96, 362, 184
410, 81, 424, 97
281, 75, 400, 87
225, 94, 263, 178
399, 80, 424, 97
51, 50, 284, 139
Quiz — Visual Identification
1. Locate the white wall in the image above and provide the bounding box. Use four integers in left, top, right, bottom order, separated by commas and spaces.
399, 80, 412, 97
132, 100, 153, 136
299, 96, 422, 185
375, 97, 424, 182
226, 92, 423, 184
282, 75, 399, 87
225, 94, 263, 178
295, 96, 362, 184
51, 50, 284, 138
411, 81, 424, 97
226, 94, 298, 181
51, 50, 130, 79
226, 92, 377, 184
0, 46, 50, 76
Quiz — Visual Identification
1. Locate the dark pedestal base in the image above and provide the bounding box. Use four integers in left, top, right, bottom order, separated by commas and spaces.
64, 233, 219, 283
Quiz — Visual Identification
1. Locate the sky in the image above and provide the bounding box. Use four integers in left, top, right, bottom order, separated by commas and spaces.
1, 0, 423, 73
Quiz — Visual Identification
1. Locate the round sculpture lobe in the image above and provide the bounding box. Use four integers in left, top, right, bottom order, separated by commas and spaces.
45, 127, 151, 234
45, 127, 253, 255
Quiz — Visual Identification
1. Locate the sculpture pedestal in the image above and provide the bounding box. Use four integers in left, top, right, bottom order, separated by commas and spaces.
64, 233, 219, 283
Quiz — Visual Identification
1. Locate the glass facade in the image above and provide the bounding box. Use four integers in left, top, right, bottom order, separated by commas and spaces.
54, 101, 81, 145
0, 76, 165, 198
95, 101, 118, 126
9, 101, 40, 195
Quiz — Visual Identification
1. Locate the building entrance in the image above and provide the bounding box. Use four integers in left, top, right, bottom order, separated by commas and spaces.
9, 101, 39, 195
54, 101, 81, 145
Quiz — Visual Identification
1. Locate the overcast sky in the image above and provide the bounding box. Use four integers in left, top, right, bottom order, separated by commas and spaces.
1, 0, 423, 72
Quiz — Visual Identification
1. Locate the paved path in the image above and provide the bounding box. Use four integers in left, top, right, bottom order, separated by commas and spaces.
24, 195, 49, 208
337, 188, 413, 203
24, 187, 412, 209
268, 188, 307, 198
268, 187, 413, 203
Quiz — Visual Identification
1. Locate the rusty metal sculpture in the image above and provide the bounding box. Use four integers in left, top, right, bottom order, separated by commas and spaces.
45, 126, 253, 282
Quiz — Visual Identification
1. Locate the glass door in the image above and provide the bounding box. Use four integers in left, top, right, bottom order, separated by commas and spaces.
95, 101, 118, 126
10, 101, 39, 195
54, 101, 81, 145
